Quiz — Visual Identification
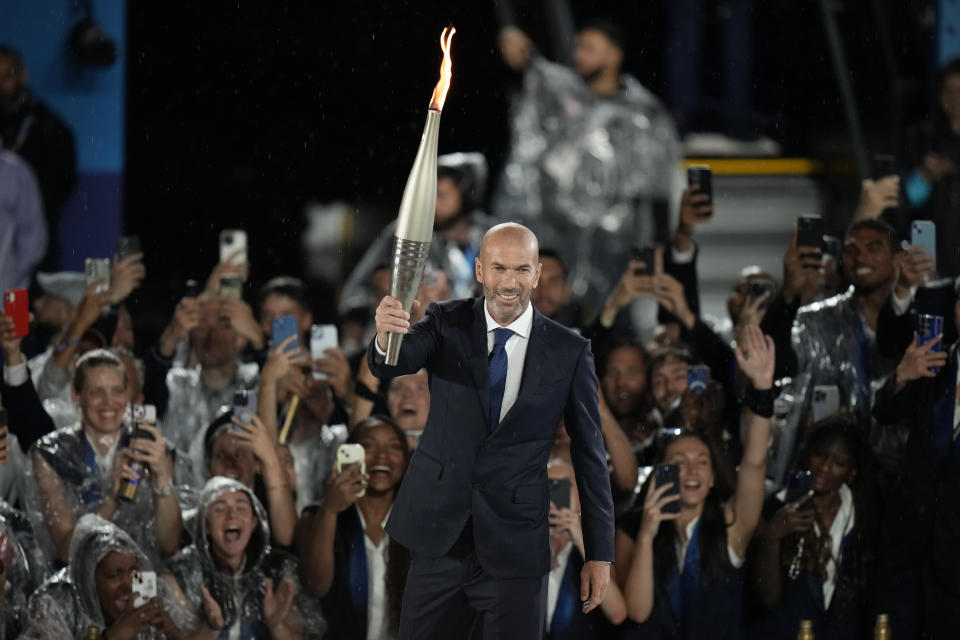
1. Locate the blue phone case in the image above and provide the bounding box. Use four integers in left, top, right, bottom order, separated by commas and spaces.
687, 364, 711, 395
911, 220, 937, 269
272, 316, 299, 352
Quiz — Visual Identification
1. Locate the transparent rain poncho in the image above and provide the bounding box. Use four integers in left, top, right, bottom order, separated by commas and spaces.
23, 422, 197, 568
0, 500, 49, 639
491, 56, 681, 302
768, 288, 896, 484
162, 362, 260, 484
166, 476, 326, 638
20, 513, 179, 639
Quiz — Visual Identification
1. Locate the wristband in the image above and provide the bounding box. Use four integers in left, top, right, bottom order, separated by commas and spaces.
354, 381, 380, 402
153, 482, 174, 498
743, 385, 776, 418
56, 333, 81, 354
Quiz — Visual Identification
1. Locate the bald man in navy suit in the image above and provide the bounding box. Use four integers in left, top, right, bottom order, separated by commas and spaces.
369, 223, 614, 639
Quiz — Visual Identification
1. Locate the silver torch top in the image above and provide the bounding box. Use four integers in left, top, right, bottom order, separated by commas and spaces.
385, 27, 455, 366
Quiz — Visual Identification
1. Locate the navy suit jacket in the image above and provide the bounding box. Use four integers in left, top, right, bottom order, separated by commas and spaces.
368, 297, 615, 579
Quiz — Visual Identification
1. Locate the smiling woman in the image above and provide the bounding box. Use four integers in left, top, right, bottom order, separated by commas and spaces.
298, 415, 412, 640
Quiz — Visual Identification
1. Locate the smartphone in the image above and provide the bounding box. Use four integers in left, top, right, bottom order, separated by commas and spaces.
917, 314, 944, 374
785, 469, 814, 509
232, 389, 254, 424
911, 220, 937, 272
796, 216, 825, 253
272, 315, 299, 353
687, 164, 713, 205
132, 404, 157, 426
3, 289, 29, 337
219, 276, 243, 300
654, 464, 681, 514
219, 229, 248, 268
84, 258, 111, 294
310, 324, 339, 380
687, 364, 710, 395
132, 570, 157, 608
117, 235, 142, 260
631, 246, 654, 276
873, 154, 897, 179
337, 443, 367, 497
548, 477, 571, 510
746, 281, 774, 311
811, 385, 840, 423
184, 279, 201, 299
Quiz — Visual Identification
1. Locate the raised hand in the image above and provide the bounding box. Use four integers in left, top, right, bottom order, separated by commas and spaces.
263, 577, 296, 633
782, 226, 824, 305
108, 252, 147, 305
375, 296, 419, 351
766, 495, 815, 540
129, 423, 174, 490
313, 347, 353, 400
158, 297, 201, 358
0, 313, 29, 365
320, 466, 367, 515
638, 476, 681, 545
677, 184, 713, 237
734, 325, 775, 390
895, 332, 947, 387
895, 245, 936, 292
201, 585, 225, 631
261, 335, 308, 385
651, 272, 695, 329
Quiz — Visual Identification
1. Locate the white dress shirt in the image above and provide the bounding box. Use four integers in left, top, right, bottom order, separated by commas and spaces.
357, 505, 392, 640
484, 302, 534, 424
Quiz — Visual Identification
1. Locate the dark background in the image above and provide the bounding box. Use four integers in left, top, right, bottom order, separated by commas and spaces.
125, 0, 935, 340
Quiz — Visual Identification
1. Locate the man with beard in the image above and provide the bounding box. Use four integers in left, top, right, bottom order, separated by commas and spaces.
600, 340, 656, 459
493, 18, 680, 306
0, 46, 76, 272
369, 222, 614, 639
771, 219, 902, 484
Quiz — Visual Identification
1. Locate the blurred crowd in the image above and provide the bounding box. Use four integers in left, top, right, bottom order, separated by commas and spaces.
0, 9, 959, 640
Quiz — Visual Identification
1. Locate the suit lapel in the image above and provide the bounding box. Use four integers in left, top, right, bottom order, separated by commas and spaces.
465, 297, 490, 421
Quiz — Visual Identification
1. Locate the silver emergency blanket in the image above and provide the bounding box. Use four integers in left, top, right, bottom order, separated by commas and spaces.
20, 514, 171, 639
491, 56, 680, 303
769, 287, 896, 484
161, 361, 259, 484
166, 476, 326, 637
288, 422, 348, 515
23, 422, 196, 567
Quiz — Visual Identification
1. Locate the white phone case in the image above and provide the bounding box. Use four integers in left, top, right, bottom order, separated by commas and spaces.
132, 570, 157, 608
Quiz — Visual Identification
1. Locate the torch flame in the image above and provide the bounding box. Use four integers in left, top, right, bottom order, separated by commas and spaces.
428, 27, 456, 112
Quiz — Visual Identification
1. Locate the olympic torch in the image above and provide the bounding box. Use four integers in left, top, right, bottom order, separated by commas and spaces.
385, 26, 456, 365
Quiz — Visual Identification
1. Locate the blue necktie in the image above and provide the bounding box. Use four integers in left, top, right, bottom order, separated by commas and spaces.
489, 328, 513, 430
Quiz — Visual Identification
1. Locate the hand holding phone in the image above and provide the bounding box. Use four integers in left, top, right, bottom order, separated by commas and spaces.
3, 289, 29, 337
687, 165, 713, 205
132, 570, 158, 608
548, 477, 571, 510
630, 246, 655, 276
272, 316, 299, 353
796, 216, 825, 255
337, 443, 367, 497
785, 469, 814, 510
310, 324, 339, 380
910, 220, 937, 275
653, 464, 681, 514
687, 364, 711, 395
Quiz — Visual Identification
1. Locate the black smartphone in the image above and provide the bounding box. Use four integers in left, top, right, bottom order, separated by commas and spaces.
785, 469, 814, 510
796, 216, 825, 253
687, 165, 713, 205
631, 246, 654, 276
184, 279, 201, 299
117, 235, 142, 260
873, 154, 897, 180
548, 477, 571, 510
654, 464, 681, 514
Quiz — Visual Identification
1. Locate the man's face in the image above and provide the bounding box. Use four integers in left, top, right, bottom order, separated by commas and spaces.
388, 371, 430, 433
574, 29, 621, 81
435, 176, 463, 228
601, 346, 647, 419
531, 256, 571, 319
259, 293, 313, 342
650, 356, 689, 413
95, 551, 139, 624
190, 301, 238, 368
942, 73, 960, 123
0, 55, 25, 112
475, 234, 542, 325
76, 365, 128, 435
209, 431, 258, 488
206, 491, 257, 563
842, 228, 895, 293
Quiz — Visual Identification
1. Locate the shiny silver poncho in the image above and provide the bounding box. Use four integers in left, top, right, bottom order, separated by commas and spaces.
492, 56, 680, 302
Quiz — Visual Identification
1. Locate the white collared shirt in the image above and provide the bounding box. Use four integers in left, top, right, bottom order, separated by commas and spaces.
546, 540, 574, 633
816, 483, 855, 609
357, 505, 392, 640
484, 302, 534, 424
